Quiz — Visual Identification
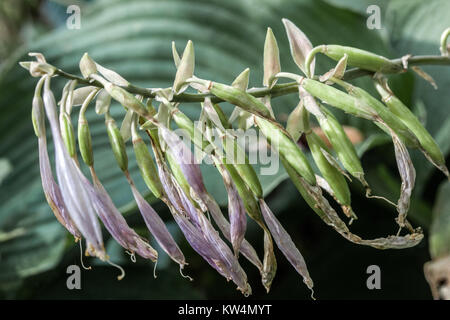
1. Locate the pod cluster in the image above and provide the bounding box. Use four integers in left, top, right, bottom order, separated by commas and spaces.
21, 19, 450, 297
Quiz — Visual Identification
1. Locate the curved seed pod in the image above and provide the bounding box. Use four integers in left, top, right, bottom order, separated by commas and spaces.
125, 173, 185, 266
105, 113, 128, 172
256, 117, 316, 185
103, 82, 150, 118
316, 105, 368, 188
59, 112, 77, 158
375, 80, 448, 176
391, 133, 416, 229
308, 45, 402, 74
301, 78, 375, 119
259, 199, 314, 294
282, 18, 315, 77
208, 82, 272, 119
440, 28, 450, 56
305, 131, 354, 219
131, 119, 163, 199
263, 27, 281, 88
332, 78, 419, 148
90, 171, 158, 262
281, 156, 423, 249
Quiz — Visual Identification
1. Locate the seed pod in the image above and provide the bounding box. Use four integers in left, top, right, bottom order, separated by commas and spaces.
317, 105, 367, 186
130, 117, 164, 198
60, 112, 76, 158
312, 45, 402, 74
103, 82, 150, 118
32, 94, 45, 138
301, 78, 375, 119
209, 82, 272, 119
259, 199, 314, 294
105, 113, 128, 172
282, 156, 423, 249
173, 40, 195, 94
306, 131, 353, 218
375, 80, 448, 176
332, 78, 419, 148
263, 27, 281, 88
256, 117, 316, 185
78, 118, 93, 167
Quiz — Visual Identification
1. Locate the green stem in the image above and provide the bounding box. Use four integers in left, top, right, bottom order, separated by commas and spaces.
53, 54, 450, 104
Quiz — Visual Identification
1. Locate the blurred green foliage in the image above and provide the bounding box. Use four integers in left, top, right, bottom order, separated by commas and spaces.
0, 0, 448, 299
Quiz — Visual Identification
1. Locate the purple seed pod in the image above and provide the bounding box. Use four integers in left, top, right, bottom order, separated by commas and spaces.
42, 77, 105, 259
33, 79, 82, 240
259, 199, 314, 293
127, 175, 186, 267
203, 194, 262, 271
154, 150, 251, 295
158, 125, 206, 197
221, 167, 247, 257
38, 138, 81, 240
89, 172, 158, 261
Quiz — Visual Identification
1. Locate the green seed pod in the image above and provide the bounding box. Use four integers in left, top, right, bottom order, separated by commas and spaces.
209, 82, 272, 119
60, 112, 76, 158
332, 78, 419, 148
314, 45, 402, 74
104, 83, 150, 118
375, 81, 448, 176
166, 151, 191, 197
32, 92, 45, 138
256, 117, 316, 185
131, 121, 163, 198
78, 118, 93, 166
317, 105, 366, 184
301, 78, 375, 119
305, 131, 351, 210
281, 157, 327, 219
106, 114, 128, 172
